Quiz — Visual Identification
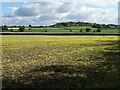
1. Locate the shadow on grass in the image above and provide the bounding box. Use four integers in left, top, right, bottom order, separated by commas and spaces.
3, 40, 120, 88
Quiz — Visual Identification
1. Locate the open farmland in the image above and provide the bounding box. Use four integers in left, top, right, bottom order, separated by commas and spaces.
5, 26, 118, 34
2, 35, 119, 88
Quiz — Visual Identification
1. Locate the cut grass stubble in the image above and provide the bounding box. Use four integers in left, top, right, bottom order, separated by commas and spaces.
2, 35, 119, 88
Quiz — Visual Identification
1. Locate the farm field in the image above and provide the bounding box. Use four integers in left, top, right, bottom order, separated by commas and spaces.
5, 26, 119, 34
2, 35, 119, 88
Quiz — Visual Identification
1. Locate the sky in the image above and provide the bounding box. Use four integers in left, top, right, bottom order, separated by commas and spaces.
1, 0, 119, 26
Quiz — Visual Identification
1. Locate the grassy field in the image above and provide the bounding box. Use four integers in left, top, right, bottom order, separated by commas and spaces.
6, 26, 119, 34
2, 35, 119, 88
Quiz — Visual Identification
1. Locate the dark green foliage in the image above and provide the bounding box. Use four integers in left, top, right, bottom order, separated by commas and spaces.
19, 26, 25, 32
106, 25, 110, 28
114, 25, 117, 28
50, 21, 101, 27
101, 24, 110, 28
45, 30, 47, 32
70, 29, 72, 32
96, 28, 101, 32
29, 25, 32, 28
2, 25, 8, 31
10, 29, 13, 32
79, 29, 82, 32
29, 25, 32, 30
101, 24, 106, 28
85, 28, 91, 32
92, 24, 102, 28
49, 21, 118, 28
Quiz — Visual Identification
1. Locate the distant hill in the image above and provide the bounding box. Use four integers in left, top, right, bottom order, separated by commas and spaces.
49, 21, 118, 29
1, 21, 118, 28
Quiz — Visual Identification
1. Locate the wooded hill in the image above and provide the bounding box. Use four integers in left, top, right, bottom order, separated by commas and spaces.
1, 21, 119, 28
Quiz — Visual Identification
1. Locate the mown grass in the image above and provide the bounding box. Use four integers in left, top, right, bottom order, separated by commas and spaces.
2, 35, 119, 88
5, 26, 118, 34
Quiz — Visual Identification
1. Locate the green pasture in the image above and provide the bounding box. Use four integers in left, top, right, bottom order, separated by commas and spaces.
6, 26, 119, 34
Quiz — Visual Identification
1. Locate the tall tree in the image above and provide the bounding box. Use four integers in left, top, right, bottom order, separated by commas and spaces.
29, 25, 32, 30
2, 25, 8, 31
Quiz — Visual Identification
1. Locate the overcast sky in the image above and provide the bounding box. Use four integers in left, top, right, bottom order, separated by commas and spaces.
1, 0, 119, 26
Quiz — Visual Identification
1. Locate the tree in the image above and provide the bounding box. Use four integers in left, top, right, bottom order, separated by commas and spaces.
85, 28, 91, 32
29, 25, 32, 30
101, 24, 106, 28
79, 29, 82, 32
45, 30, 47, 32
106, 25, 110, 28
19, 26, 25, 32
96, 28, 101, 32
2, 25, 8, 31
10, 29, 13, 32
115, 25, 117, 28
92, 24, 102, 28
70, 29, 72, 32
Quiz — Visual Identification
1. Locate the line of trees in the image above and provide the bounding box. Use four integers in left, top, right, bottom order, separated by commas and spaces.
1, 21, 118, 32
1, 25, 101, 32
92, 23, 111, 28
1, 25, 25, 32
2, 25, 8, 32
50, 21, 118, 28
1, 21, 118, 30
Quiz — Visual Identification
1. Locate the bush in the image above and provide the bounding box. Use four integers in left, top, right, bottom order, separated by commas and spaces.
70, 29, 72, 32
45, 30, 47, 32
19, 26, 25, 32
10, 29, 13, 32
79, 29, 82, 32
96, 28, 101, 32
85, 28, 91, 32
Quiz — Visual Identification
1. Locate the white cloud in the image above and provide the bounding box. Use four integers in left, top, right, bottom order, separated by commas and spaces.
2, 0, 119, 25
56, 2, 75, 13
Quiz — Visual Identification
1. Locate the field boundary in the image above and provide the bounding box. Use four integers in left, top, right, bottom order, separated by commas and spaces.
0, 32, 120, 36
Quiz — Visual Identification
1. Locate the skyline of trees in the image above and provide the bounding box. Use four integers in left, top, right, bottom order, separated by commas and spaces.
1, 21, 118, 28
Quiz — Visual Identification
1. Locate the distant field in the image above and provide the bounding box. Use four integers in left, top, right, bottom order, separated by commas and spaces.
2, 35, 119, 88
5, 26, 118, 34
